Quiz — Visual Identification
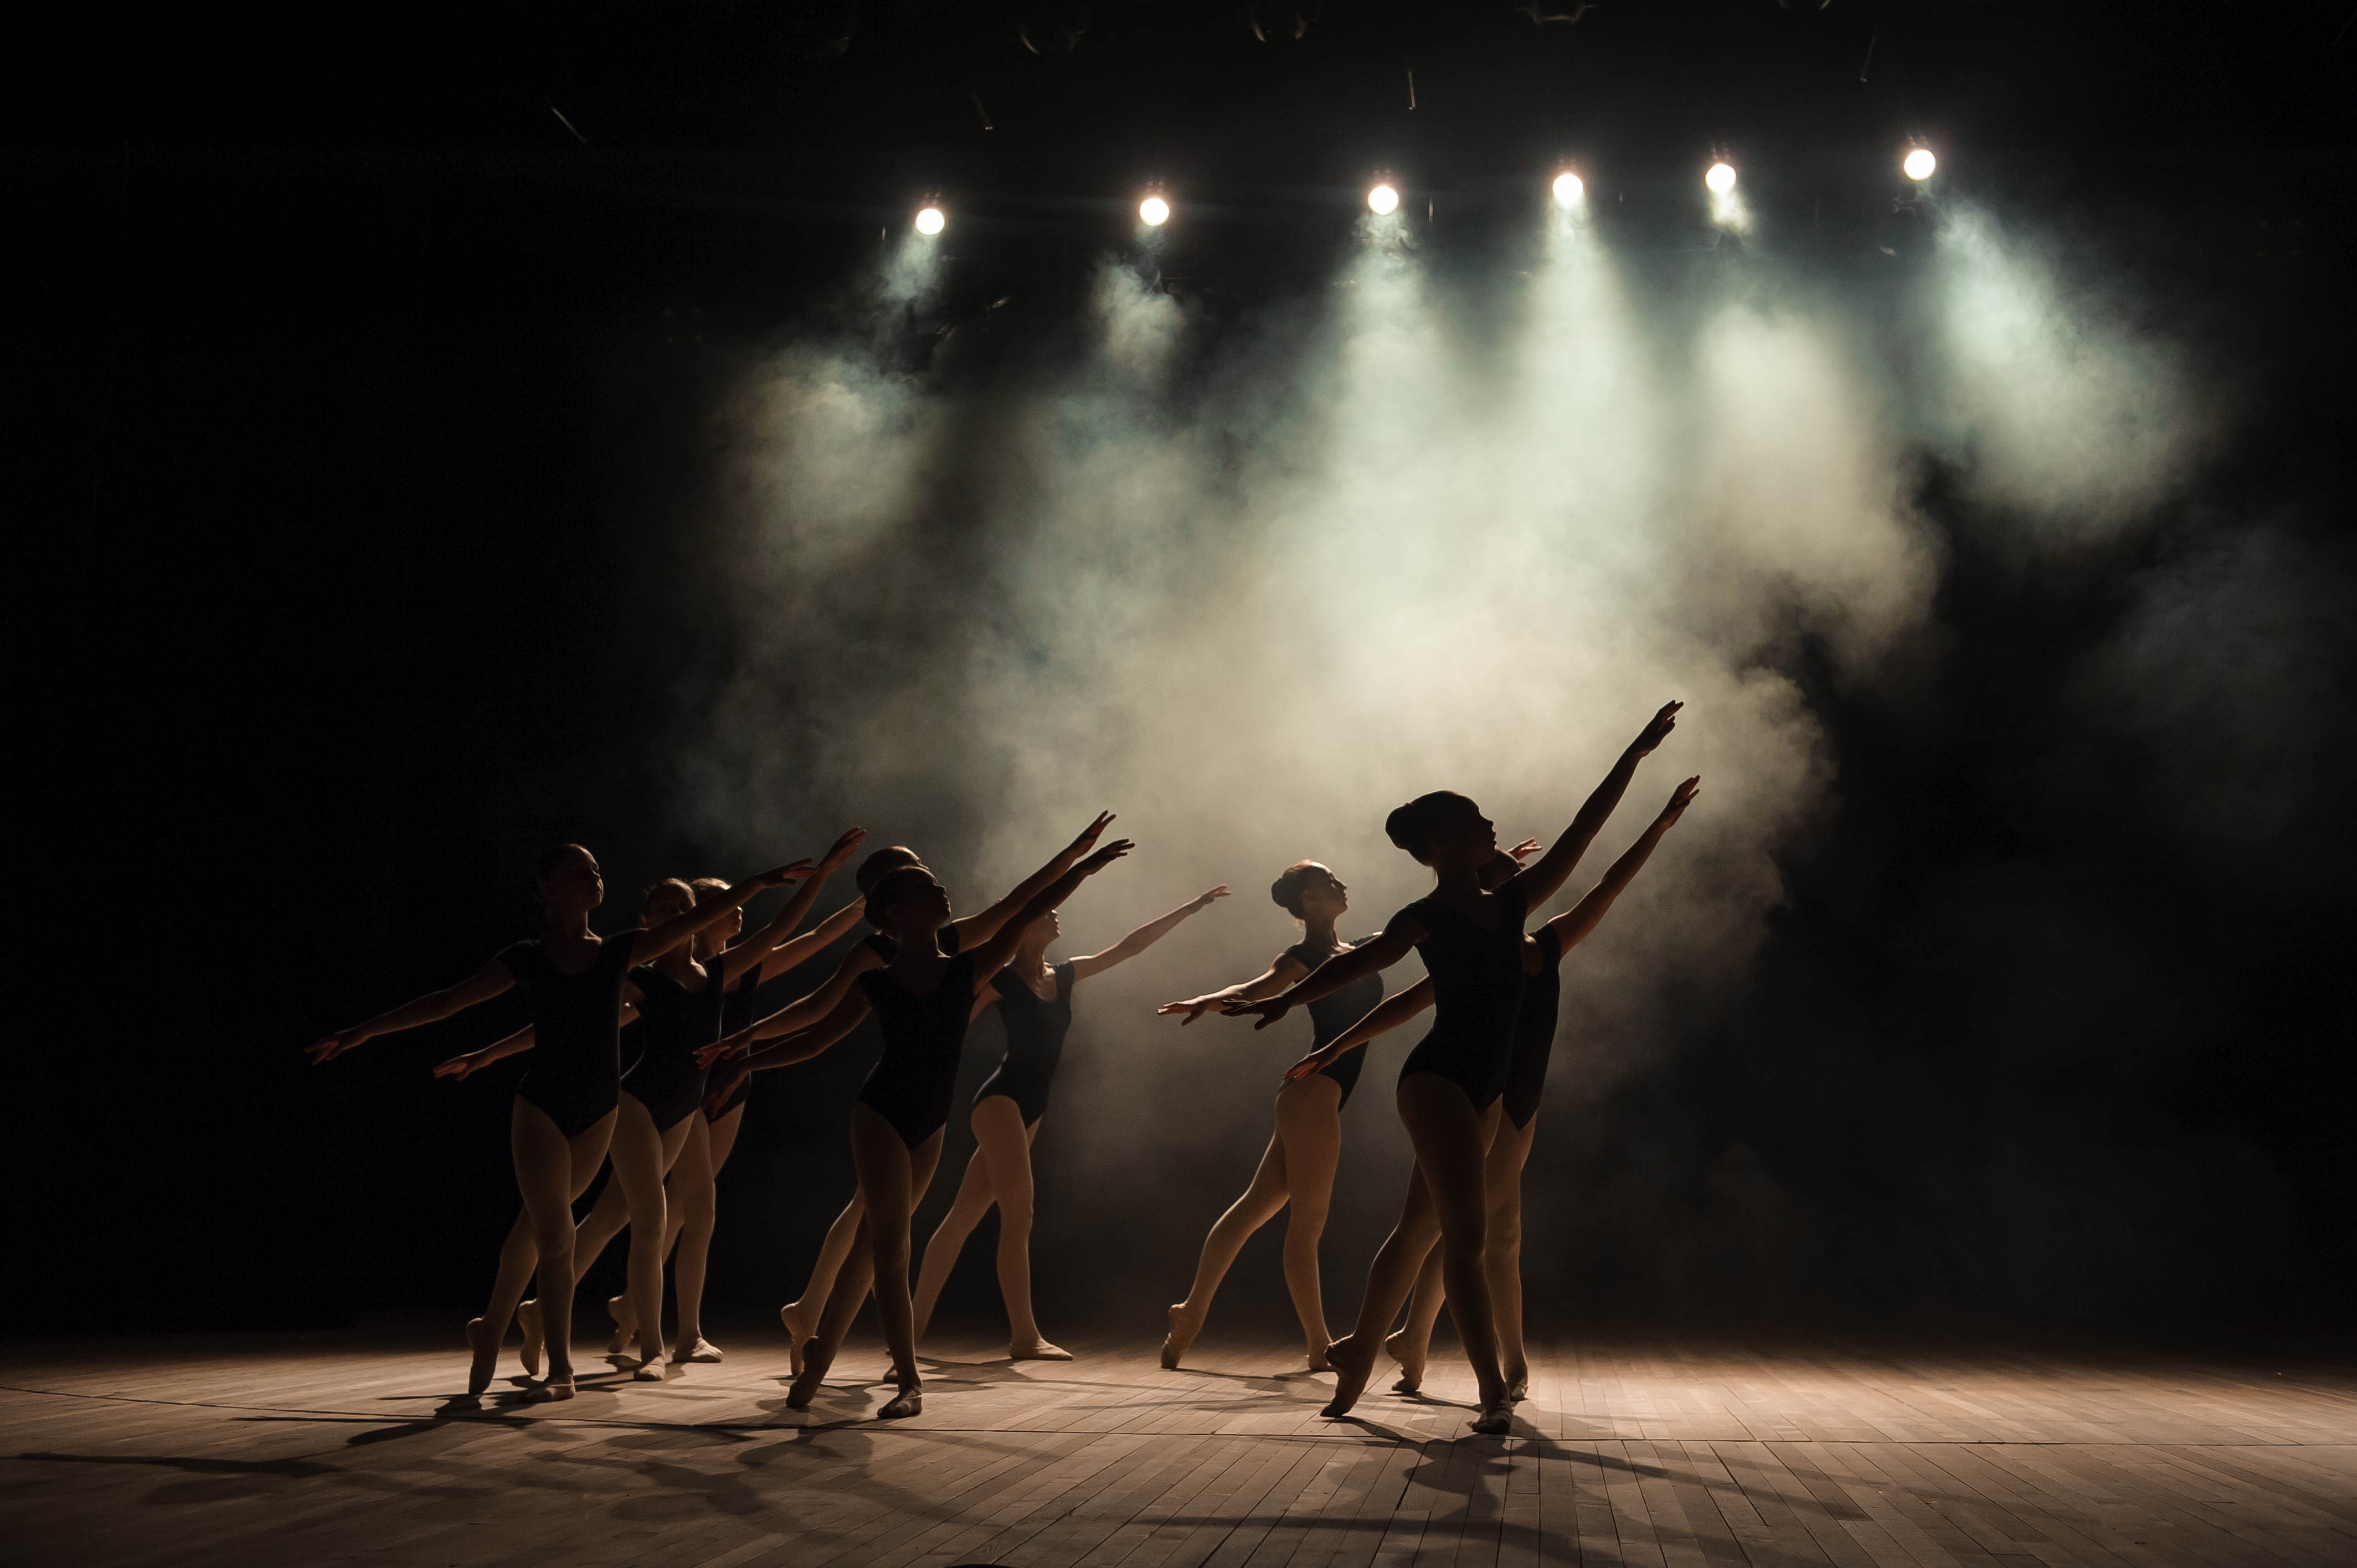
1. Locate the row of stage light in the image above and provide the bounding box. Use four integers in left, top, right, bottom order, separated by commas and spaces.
910, 147, 1940, 235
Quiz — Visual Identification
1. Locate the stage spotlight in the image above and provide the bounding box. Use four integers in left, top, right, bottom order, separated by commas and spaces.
1552, 171, 1584, 206
1367, 183, 1399, 215
915, 205, 946, 236
1139, 195, 1170, 226
1705, 162, 1737, 195
1903, 147, 1937, 181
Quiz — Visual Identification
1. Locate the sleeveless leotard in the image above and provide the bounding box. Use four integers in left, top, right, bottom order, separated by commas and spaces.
1287, 938, 1385, 1109
704, 962, 763, 1122
855, 951, 979, 1147
1503, 926, 1564, 1129
1396, 884, 1529, 1110
866, 924, 961, 963
977, 961, 1074, 1125
621, 964, 724, 1132
498, 931, 639, 1137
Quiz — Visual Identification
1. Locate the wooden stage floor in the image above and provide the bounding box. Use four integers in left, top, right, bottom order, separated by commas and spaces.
6, 1325, 2354, 1567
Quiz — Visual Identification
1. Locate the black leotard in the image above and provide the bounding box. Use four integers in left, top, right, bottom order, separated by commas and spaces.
704, 962, 762, 1123
1287, 939, 1385, 1109
977, 961, 1074, 1125
866, 924, 961, 963
1503, 926, 1564, 1129
621, 964, 724, 1133
498, 931, 639, 1137
855, 951, 979, 1147
1397, 884, 1529, 1110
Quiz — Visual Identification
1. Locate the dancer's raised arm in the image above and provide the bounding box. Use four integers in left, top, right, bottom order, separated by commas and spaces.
638, 858, 813, 966
714, 829, 866, 987
950, 812, 1118, 949
1498, 701, 1680, 913
1219, 911, 1425, 1031
307, 958, 515, 1063
1543, 777, 1699, 950
705, 938, 869, 1059
1283, 977, 1435, 1083
1160, 952, 1307, 1025
969, 841, 1134, 989
1069, 885, 1227, 982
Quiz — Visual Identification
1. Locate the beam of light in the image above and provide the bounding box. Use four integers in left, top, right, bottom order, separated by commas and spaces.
1552, 172, 1584, 207
1705, 162, 1737, 195
1367, 183, 1399, 215
1139, 195, 1170, 227
915, 205, 946, 236
1903, 148, 1937, 182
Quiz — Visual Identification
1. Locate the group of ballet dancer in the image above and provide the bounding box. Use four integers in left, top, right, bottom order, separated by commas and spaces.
310, 699, 1697, 1433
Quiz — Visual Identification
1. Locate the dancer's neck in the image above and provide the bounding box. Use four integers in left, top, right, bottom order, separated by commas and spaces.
1299, 912, 1341, 951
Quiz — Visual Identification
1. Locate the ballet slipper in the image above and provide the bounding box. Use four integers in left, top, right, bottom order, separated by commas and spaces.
1505, 1371, 1530, 1404
1161, 1303, 1203, 1370
517, 1299, 545, 1377
631, 1355, 666, 1382
524, 1373, 575, 1404
1010, 1341, 1073, 1362
1306, 1347, 1335, 1374
779, 1303, 812, 1374
1319, 1334, 1377, 1419
465, 1317, 499, 1396
605, 1293, 635, 1356
1383, 1329, 1426, 1394
671, 1338, 724, 1364
1469, 1395, 1514, 1435
878, 1384, 923, 1420
786, 1344, 831, 1411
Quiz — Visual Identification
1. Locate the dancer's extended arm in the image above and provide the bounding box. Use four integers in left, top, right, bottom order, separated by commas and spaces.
699, 992, 872, 1113
704, 939, 872, 1060
716, 829, 866, 987
969, 841, 1135, 991
1282, 978, 1436, 1082
434, 989, 647, 1081
1218, 910, 1427, 1031
1543, 778, 1700, 950
307, 958, 515, 1062
637, 858, 815, 967
949, 812, 1118, 949
1499, 701, 1680, 913
1159, 951, 1309, 1025
1069, 885, 1228, 982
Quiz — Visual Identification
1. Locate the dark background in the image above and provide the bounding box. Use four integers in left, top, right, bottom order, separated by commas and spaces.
9, 2, 2355, 1340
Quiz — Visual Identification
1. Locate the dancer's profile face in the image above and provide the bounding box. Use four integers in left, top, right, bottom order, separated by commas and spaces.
539, 847, 604, 915
1294, 864, 1349, 919
1023, 909, 1062, 947
876, 868, 952, 936
1426, 800, 1498, 868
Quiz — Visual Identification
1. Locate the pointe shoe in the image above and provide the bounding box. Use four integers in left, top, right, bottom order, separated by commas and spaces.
672, 1338, 724, 1364
606, 1294, 636, 1356
878, 1384, 923, 1420
1161, 1304, 1201, 1370
1383, 1329, 1425, 1394
524, 1374, 575, 1404
1469, 1395, 1514, 1435
517, 1299, 545, 1378
1011, 1341, 1073, 1362
465, 1317, 499, 1396
1319, 1335, 1377, 1420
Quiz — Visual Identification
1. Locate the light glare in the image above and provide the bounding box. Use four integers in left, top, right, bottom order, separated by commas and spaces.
1552, 172, 1584, 207
1139, 195, 1170, 227
915, 205, 945, 236
1705, 162, 1737, 195
1367, 183, 1399, 215
1903, 148, 1937, 182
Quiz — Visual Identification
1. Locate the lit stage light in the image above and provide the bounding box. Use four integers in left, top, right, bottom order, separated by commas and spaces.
1903, 147, 1937, 181
1139, 195, 1170, 226
915, 205, 946, 236
1705, 162, 1737, 195
1367, 183, 1399, 215
1552, 171, 1584, 206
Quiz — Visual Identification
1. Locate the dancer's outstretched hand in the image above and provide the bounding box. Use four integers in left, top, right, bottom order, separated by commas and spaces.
696, 1030, 752, 1067
1190, 885, 1231, 910
1064, 812, 1117, 859
1633, 700, 1683, 754
703, 1064, 749, 1118
433, 1050, 489, 1081
754, 859, 819, 888
1506, 838, 1543, 862
1158, 998, 1218, 1025
1659, 776, 1702, 824
1222, 994, 1294, 1030
1077, 839, 1134, 874
819, 827, 868, 867
1283, 1045, 1339, 1083
306, 1028, 367, 1065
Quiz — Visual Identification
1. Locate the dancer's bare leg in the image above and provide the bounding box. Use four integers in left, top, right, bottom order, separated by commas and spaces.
783, 1192, 867, 1374
1272, 1074, 1343, 1371
665, 1117, 722, 1361
1388, 1248, 1445, 1393
966, 1097, 1064, 1359
909, 1122, 1015, 1345
790, 1107, 941, 1415
1164, 1118, 1293, 1369
1388, 1111, 1530, 1393
605, 1095, 687, 1375
500, 1101, 616, 1401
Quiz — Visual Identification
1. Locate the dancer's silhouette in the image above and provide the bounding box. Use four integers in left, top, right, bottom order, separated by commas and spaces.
1224, 702, 1681, 1432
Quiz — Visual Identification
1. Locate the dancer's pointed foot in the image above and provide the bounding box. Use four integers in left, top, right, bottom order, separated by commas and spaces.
1161, 1303, 1202, 1370
878, 1384, 923, 1420
1470, 1395, 1514, 1435
517, 1299, 545, 1377
672, 1338, 724, 1364
786, 1344, 831, 1411
780, 1303, 812, 1374
1505, 1370, 1530, 1404
1011, 1340, 1073, 1362
465, 1317, 499, 1396
524, 1373, 575, 1404
1319, 1334, 1378, 1419
605, 1293, 635, 1356
1383, 1329, 1426, 1394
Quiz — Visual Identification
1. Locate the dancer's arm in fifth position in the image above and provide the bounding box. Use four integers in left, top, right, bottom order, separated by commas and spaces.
1496, 701, 1681, 913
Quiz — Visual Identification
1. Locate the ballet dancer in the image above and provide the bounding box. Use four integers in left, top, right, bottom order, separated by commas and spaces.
440, 828, 867, 1371
908, 884, 1231, 1361
1150, 847, 1528, 1373
306, 844, 803, 1400
703, 813, 1122, 1365
1285, 777, 1701, 1402
1224, 700, 1681, 1433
